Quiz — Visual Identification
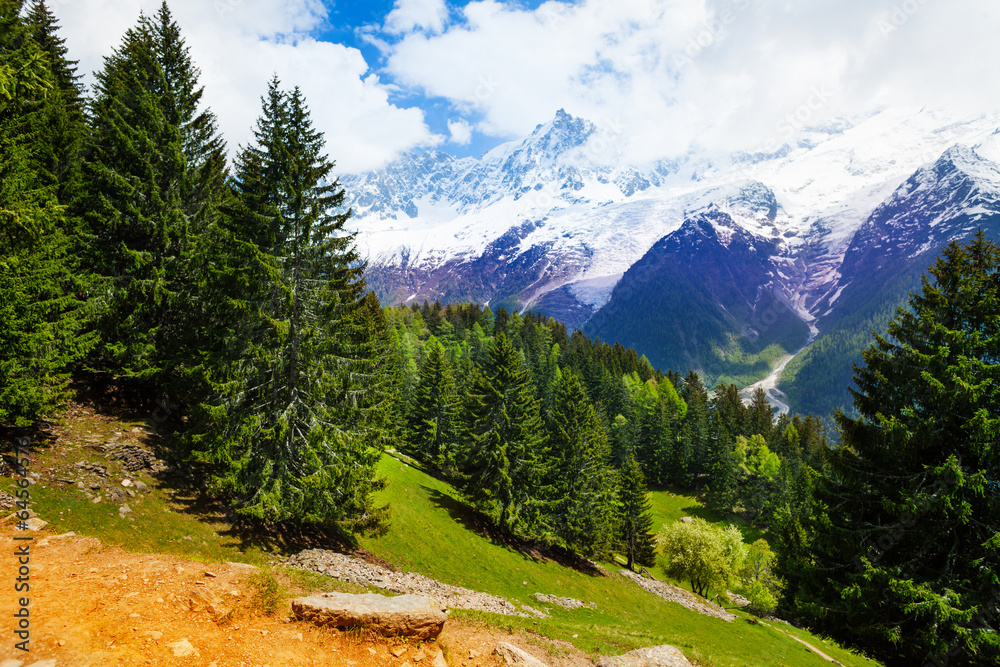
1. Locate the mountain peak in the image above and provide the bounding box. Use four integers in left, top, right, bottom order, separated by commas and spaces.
524, 109, 596, 156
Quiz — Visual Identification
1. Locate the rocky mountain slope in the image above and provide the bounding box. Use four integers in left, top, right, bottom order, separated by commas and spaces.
341, 107, 1000, 412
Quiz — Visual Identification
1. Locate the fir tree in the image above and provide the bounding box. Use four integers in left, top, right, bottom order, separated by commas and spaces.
617, 453, 656, 570
784, 232, 1000, 666
679, 371, 710, 487
80, 1, 227, 388
196, 80, 390, 533
405, 337, 459, 470
546, 371, 617, 557
0, 0, 93, 426
23, 0, 85, 202
746, 387, 774, 439
458, 333, 547, 534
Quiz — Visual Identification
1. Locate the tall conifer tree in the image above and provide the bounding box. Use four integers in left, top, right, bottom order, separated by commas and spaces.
196, 80, 390, 533
546, 371, 617, 556
405, 337, 459, 470
459, 333, 547, 533
784, 232, 1000, 666
0, 0, 93, 426
618, 453, 657, 570
80, 1, 226, 387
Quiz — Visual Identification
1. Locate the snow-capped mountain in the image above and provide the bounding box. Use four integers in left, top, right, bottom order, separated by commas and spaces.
343, 108, 1000, 323
341, 106, 1000, 412
780, 139, 1000, 419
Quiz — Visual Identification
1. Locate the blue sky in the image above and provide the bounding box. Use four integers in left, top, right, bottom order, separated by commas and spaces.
52, 0, 1000, 173
317, 0, 556, 158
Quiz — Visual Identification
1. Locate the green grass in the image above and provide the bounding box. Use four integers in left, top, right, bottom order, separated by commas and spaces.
358, 455, 880, 667
16, 405, 880, 667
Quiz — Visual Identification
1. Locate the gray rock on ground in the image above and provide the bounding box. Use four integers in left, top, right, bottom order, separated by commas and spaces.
292, 592, 447, 639
495, 641, 550, 667
597, 645, 694, 667
532, 592, 596, 610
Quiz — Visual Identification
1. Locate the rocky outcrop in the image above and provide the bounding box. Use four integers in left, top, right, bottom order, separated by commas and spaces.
617, 569, 735, 622
283, 549, 547, 618
291, 592, 447, 640
495, 641, 550, 667
597, 645, 693, 667
532, 593, 595, 610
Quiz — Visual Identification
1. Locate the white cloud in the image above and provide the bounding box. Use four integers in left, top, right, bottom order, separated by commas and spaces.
447, 118, 474, 145
384, 0, 449, 35
50, 0, 439, 172
383, 0, 1000, 164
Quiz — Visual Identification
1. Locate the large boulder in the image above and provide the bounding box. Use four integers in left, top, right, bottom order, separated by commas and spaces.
495, 641, 550, 667
596, 645, 693, 667
291, 592, 446, 639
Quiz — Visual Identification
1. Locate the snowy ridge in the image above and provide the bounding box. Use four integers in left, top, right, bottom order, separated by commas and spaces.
339, 107, 1000, 325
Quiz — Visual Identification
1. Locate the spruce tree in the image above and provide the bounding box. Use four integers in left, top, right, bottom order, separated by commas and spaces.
618, 453, 657, 570
0, 0, 93, 426
80, 1, 227, 388
405, 337, 459, 470
546, 371, 617, 557
784, 232, 1000, 666
746, 387, 774, 439
23, 0, 85, 202
679, 371, 710, 487
459, 333, 547, 534
196, 80, 391, 532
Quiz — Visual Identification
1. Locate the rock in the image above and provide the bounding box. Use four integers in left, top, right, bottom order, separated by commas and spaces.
108, 444, 158, 472
25, 661, 57, 667
226, 562, 258, 571
121, 479, 133, 487
119, 504, 132, 515
431, 648, 448, 667
680, 517, 693, 524
495, 642, 549, 667
133, 480, 148, 493
188, 588, 226, 615
166, 637, 200, 658
143, 630, 163, 640
532, 593, 595, 610
413, 648, 427, 661
0, 491, 17, 510
291, 592, 447, 639
24, 517, 48, 531
391, 646, 408, 657
0, 659, 23, 667
596, 645, 694, 667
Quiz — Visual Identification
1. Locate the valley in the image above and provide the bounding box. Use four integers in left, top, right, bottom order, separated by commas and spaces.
344, 107, 1000, 419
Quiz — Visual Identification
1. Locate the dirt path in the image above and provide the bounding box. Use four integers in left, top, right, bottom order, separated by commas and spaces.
0, 527, 595, 667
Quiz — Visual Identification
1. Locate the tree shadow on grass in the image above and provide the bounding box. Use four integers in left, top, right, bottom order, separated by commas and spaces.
422, 485, 604, 577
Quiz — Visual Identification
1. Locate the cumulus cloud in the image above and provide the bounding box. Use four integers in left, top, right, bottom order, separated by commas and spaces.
384, 0, 1000, 164
385, 0, 450, 35
447, 118, 474, 145
50, 0, 439, 172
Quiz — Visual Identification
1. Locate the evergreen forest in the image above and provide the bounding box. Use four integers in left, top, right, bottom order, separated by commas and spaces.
2, 3, 998, 665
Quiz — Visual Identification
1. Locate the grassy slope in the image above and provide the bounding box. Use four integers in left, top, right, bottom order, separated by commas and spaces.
358, 455, 879, 667
17, 405, 879, 667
